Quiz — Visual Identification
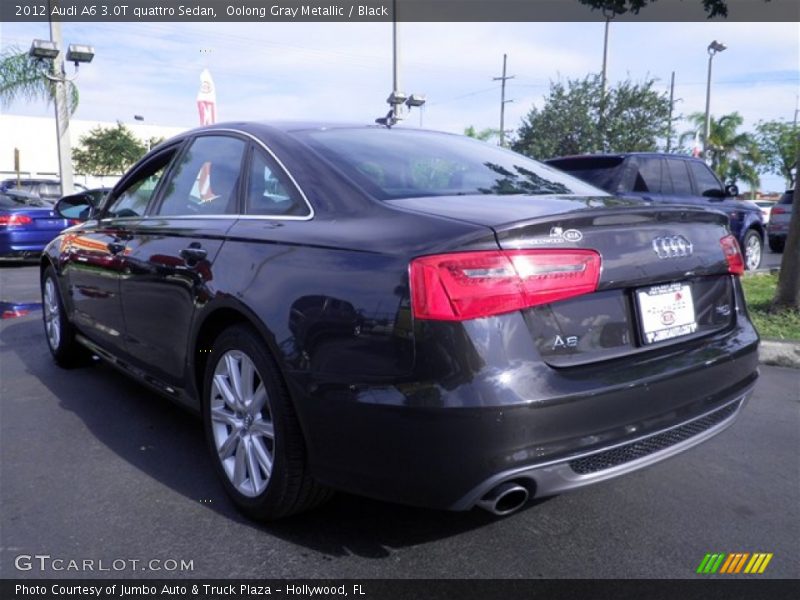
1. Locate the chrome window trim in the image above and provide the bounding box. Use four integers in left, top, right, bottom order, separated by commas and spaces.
196, 128, 315, 221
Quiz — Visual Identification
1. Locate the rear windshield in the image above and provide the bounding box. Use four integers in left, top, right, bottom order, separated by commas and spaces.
296, 128, 603, 200
545, 156, 624, 191
779, 191, 794, 205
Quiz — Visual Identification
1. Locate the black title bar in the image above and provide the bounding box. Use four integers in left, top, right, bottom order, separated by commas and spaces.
3, 0, 799, 22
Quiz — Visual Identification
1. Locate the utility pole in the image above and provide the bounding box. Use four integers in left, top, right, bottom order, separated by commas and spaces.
599, 9, 614, 152
49, 13, 74, 196
493, 54, 514, 147
391, 0, 401, 122
666, 71, 675, 152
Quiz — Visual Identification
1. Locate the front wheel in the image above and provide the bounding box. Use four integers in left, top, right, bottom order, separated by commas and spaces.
202, 325, 331, 520
41, 266, 92, 368
742, 230, 763, 271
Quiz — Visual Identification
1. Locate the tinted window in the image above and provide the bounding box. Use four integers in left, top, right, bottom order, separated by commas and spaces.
665, 159, 693, 196
106, 150, 175, 218
299, 129, 602, 200
545, 156, 623, 191
245, 149, 309, 216
778, 191, 794, 205
688, 161, 722, 196
633, 157, 664, 193
157, 136, 246, 216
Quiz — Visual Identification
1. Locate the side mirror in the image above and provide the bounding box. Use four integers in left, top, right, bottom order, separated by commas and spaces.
725, 183, 739, 197
56, 193, 96, 221
702, 188, 726, 199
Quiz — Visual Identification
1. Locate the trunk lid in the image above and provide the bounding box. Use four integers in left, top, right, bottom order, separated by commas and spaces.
392, 194, 737, 366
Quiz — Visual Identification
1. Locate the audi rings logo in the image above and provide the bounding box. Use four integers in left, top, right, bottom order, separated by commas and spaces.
652, 235, 693, 259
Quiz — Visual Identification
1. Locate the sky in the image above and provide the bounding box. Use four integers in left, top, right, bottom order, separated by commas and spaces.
1, 19, 798, 192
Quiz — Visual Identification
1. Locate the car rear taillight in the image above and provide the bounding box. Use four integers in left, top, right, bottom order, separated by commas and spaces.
720, 235, 744, 276
410, 249, 602, 321
0, 214, 33, 227
771, 207, 785, 216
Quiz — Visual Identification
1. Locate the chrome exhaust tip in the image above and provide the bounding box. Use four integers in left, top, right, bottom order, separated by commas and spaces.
476, 482, 530, 516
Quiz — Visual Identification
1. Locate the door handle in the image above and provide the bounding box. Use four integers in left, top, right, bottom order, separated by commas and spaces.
107, 241, 126, 255
180, 244, 208, 262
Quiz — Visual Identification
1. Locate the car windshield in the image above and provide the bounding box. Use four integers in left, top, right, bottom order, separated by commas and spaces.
297, 128, 603, 200
545, 156, 624, 191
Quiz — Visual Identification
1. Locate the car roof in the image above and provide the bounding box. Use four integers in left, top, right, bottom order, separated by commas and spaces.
547, 152, 704, 162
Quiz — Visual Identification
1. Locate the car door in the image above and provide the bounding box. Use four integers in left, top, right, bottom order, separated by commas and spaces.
62, 149, 174, 356
117, 133, 247, 387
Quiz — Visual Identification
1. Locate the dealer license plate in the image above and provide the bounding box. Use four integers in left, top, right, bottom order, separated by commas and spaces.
636, 282, 697, 345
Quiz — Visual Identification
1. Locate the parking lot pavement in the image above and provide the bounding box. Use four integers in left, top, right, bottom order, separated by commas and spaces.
762, 248, 784, 270
1, 264, 798, 580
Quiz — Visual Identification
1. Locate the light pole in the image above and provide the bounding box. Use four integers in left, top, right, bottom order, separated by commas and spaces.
29, 32, 94, 196
134, 114, 150, 152
703, 40, 727, 156
375, 0, 425, 127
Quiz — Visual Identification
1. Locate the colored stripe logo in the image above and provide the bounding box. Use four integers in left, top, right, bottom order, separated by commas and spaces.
696, 552, 773, 574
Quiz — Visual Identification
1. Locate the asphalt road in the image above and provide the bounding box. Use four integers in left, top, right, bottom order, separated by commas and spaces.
1, 264, 798, 580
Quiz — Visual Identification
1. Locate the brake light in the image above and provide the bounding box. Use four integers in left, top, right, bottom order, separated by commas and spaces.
720, 235, 744, 276
410, 249, 601, 321
0, 214, 33, 227
771, 207, 785, 216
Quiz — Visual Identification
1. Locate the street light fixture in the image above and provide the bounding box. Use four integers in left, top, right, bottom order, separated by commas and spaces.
28, 33, 94, 196
703, 40, 727, 157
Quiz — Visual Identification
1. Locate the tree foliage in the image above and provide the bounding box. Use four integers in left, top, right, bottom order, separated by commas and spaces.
577, 0, 745, 19
512, 75, 671, 160
72, 123, 148, 176
755, 120, 797, 188
0, 46, 79, 114
464, 125, 501, 143
679, 112, 761, 190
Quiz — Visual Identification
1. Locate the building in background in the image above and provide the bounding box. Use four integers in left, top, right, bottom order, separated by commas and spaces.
0, 114, 186, 190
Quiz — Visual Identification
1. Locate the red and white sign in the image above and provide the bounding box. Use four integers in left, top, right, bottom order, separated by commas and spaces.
196, 68, 217, 125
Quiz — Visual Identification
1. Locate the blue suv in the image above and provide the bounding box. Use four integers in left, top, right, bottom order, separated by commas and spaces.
546, 153, 765, 270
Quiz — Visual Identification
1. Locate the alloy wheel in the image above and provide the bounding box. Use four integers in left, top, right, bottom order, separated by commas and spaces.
745, 234, 762, 271
43, 277, 61, 350
209, 350, 275, 497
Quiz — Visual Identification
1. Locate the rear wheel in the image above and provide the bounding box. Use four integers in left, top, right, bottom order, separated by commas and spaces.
768, 236, 785, 253
742, 229, 763, 271
41, 266, 92, 368
202, 325, 331, 520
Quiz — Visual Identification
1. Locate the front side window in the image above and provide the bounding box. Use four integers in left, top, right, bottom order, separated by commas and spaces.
156, 136, 246, 216
688, 161, 723, 196
245, 149, 309, 217
105, 150, 175, 218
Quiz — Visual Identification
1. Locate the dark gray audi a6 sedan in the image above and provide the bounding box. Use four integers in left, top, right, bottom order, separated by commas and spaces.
42, 123, 759, 520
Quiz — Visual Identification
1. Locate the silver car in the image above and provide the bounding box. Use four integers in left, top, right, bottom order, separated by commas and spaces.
767, 190, 794, 253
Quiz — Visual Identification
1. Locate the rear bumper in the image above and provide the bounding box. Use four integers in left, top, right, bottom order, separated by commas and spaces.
450, 382, 753, 509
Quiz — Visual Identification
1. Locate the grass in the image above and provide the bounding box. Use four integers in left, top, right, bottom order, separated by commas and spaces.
741, 273, 800, 341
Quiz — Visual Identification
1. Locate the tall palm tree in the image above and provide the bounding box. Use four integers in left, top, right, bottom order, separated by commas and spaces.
679, 112, 762, 192
0, 45, 79, 113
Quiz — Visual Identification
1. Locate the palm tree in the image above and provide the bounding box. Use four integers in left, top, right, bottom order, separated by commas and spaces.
0, 45, 79, 113
679, 112, 762, 192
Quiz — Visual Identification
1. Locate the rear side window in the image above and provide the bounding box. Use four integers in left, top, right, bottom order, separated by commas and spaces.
665, 159, 693, 196
157, 136, 246, 216
779, 191, 794, 205
632, 157, 664, 193
545, 156, 624, 192
245, 148, 309, 217
688, 161, 722, 196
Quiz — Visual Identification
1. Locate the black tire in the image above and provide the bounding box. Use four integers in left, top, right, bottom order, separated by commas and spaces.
41, 265, 92, 368
768, 236, 785, 253
742, 229, 763, 271
202, 324, 332, 520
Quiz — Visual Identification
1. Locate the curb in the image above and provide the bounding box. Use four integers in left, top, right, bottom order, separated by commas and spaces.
759, 340, 800, 369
